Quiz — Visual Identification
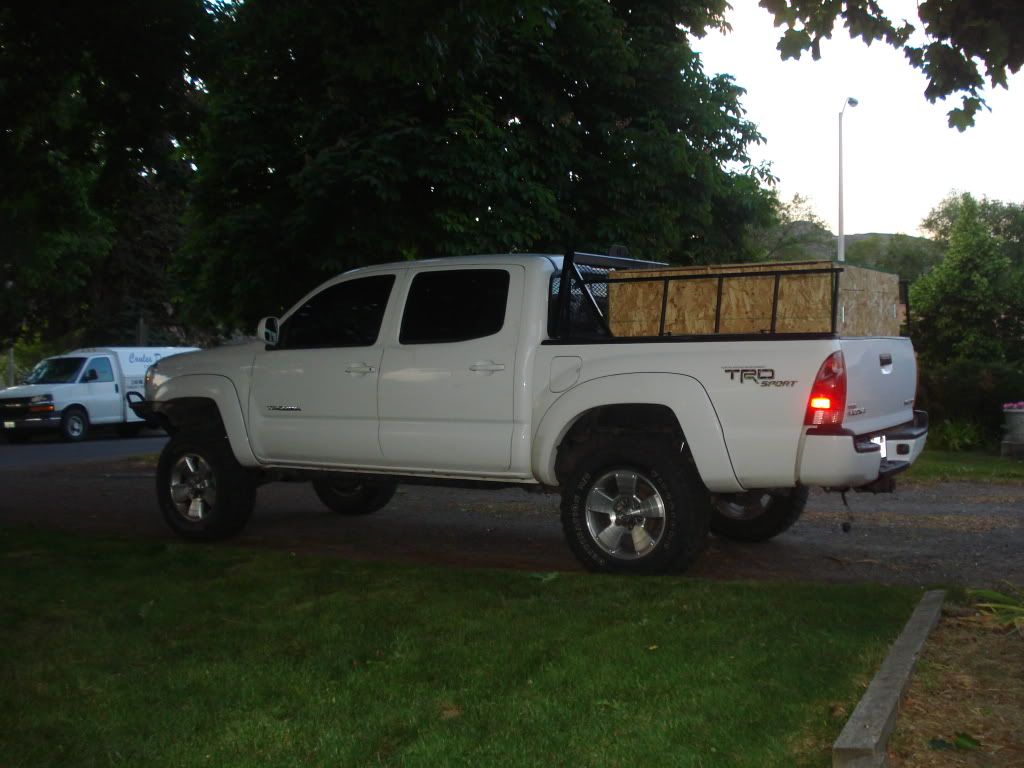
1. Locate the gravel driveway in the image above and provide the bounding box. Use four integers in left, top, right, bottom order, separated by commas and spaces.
1, 459, 1021, 587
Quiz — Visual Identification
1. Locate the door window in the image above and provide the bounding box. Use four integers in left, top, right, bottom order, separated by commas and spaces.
82, 357, 114, 383
400, 269, 510, 344
278, 274, 395, 349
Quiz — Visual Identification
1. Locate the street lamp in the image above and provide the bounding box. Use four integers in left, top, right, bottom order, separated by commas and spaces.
837, 96, 858, 262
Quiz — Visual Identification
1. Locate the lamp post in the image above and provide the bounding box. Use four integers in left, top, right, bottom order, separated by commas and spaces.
837, 96, 858, 262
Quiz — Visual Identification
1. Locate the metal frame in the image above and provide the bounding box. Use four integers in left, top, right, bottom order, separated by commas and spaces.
553, 249, 845, 341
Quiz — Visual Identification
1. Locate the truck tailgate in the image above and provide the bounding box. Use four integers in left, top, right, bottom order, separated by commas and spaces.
839, 337, 917, 435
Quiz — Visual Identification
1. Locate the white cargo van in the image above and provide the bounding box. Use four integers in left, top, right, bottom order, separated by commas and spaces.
0, 347, 199, 442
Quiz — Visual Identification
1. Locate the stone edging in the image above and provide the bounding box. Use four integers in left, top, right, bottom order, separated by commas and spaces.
832, 589, 946, 768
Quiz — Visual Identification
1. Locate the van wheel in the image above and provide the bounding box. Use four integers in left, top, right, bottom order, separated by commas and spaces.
60, 407, 89, 442
710, 487, 809, 542
157, 434, 256, 540
311, 475, 397, 515
560, 437, 710, 574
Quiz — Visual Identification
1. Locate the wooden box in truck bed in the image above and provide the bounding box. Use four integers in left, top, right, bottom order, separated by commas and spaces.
606, 260, 901, 337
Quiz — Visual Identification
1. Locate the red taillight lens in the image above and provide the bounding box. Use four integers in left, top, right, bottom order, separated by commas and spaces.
805, 351, 846, 427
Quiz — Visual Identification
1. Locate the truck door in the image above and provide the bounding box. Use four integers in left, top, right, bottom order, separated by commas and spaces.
378, 266, 522, 472
249, 273, 398, 465
79, 356, 121, 424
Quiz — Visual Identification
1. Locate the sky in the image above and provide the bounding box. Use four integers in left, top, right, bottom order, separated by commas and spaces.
695, 0, 1024, 236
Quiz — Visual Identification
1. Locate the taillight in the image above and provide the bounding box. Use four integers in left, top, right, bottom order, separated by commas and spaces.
805, 351, 846, 427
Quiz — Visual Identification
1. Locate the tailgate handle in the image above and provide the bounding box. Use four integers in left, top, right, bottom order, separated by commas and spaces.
879, 354, 893, 367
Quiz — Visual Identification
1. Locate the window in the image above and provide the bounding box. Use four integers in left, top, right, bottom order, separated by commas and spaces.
278, 274, 395, 349
26, 357, 84, 384
400, 269, 510, 344
83, 357, 115, 383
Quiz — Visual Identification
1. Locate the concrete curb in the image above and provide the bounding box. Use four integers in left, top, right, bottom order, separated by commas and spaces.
832, 589, 946, 768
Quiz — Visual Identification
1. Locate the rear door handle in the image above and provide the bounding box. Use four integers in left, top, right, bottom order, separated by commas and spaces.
469, 361, 505, 373
345, 363, 375, 375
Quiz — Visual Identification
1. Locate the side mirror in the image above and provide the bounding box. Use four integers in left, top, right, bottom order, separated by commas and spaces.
84, 369, 98, 382
258, 316, 280, 346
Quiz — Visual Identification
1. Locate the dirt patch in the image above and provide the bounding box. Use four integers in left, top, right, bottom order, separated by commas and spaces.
889, 612, 1024, 767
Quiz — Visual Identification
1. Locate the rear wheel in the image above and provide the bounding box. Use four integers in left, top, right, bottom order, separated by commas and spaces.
311, 475, 397, 515
157, 434, 256, 540
560, 437, 710, 574
710, 487, 809, 542
60, 407, 89, 442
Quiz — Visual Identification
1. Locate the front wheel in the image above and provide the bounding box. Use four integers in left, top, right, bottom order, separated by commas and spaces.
157, 434, 256, 540
311, 475, 397, 515
60, 407, 89, 442
560, 437, 710, 574
710, 487, 809, 542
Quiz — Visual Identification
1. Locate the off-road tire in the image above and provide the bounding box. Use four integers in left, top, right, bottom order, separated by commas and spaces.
560, 436, 710, 574
311, 475, 398, 515
60, 407, 89, 442
156, 434, 256, 540
710, 487, 810, 542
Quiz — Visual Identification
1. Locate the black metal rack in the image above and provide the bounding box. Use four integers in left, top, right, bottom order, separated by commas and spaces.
551, 249, 845, 341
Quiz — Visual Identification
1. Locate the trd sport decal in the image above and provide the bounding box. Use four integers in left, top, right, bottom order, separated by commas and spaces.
723, 367, 797, 388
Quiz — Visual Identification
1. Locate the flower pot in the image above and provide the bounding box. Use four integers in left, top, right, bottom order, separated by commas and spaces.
1002, 409, 1024, 457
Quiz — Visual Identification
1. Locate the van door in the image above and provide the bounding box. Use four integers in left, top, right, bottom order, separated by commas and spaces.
378, 266, 522, 472
80, 356, 121, 423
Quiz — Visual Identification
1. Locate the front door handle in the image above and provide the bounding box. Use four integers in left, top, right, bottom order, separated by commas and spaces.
469, 361, 505, 373
345, 363, 376, 375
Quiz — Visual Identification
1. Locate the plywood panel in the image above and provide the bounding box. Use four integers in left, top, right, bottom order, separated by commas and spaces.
606, 261, 899, 337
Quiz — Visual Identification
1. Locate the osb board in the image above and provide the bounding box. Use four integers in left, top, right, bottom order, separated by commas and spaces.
607, 261, 900, 337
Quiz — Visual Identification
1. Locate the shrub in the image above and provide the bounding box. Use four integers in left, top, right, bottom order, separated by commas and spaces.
916, 360, 1024, 446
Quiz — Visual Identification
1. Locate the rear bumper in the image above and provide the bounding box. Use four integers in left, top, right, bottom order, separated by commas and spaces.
798, 411, 928, 489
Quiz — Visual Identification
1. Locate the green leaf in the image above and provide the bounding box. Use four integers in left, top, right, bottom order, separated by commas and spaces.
777, 27, 811, 60
954, 732, 981, 750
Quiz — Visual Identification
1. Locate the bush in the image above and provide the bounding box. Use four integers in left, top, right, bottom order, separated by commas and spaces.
917, 360, 1024, 445
927, 419, 984, 452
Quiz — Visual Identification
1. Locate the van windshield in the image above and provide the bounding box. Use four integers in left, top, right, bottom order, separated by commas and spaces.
25, 357, 86, 384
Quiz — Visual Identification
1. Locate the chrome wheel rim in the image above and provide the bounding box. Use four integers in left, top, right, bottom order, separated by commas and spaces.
169, 454, 217, 522
715, 493, 771, 521
584, 469, 666, 560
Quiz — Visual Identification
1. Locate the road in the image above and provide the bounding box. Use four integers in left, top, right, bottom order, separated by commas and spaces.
0, 440, 1021, 586
0, 431, 168, 471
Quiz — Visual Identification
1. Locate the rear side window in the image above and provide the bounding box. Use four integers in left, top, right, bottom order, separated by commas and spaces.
83, 357, 115, 383
400, 269, 510, 344
279, 274, 395, 349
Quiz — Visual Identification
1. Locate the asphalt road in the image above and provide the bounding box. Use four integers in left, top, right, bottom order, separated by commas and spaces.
0, 441, 1020, 587
0, 431, 168, 471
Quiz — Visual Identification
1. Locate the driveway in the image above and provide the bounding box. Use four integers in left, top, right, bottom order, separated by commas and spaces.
1, 454, 1020, 587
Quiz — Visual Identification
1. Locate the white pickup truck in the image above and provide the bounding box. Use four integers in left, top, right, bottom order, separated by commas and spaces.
133, 253, 927, 573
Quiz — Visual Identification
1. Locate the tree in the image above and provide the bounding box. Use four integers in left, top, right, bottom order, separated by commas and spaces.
744, 193, 833, 261
760, 0, 1024, 129
910, 194, 1018, 363
922, 192, 1024, 268
0, 1, 206, 347
844, 234, 942, 282
180, 0, 776, 329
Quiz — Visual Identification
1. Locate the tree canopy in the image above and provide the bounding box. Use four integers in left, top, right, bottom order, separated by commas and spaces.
0, 1, 206, 348
760, 0, 1024, 129
180, 0, 776, 328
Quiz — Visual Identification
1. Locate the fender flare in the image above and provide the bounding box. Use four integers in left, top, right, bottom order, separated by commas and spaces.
153, 374, 257, 466
532, 373, 743, 493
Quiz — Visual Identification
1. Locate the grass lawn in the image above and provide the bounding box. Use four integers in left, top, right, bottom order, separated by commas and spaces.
904, 449, 1024, 483
0, 530, 918, 768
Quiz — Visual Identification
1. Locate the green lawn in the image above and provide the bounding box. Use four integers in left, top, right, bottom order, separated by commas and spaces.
904, 448, 1024, 483
0, 530, 918, 768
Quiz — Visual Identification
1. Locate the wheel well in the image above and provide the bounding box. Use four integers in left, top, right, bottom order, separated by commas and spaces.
554, 404, 685, 482
154, 397, 227, 437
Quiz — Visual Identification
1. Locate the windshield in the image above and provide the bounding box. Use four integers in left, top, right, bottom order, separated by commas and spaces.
25, 357, 86, 385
